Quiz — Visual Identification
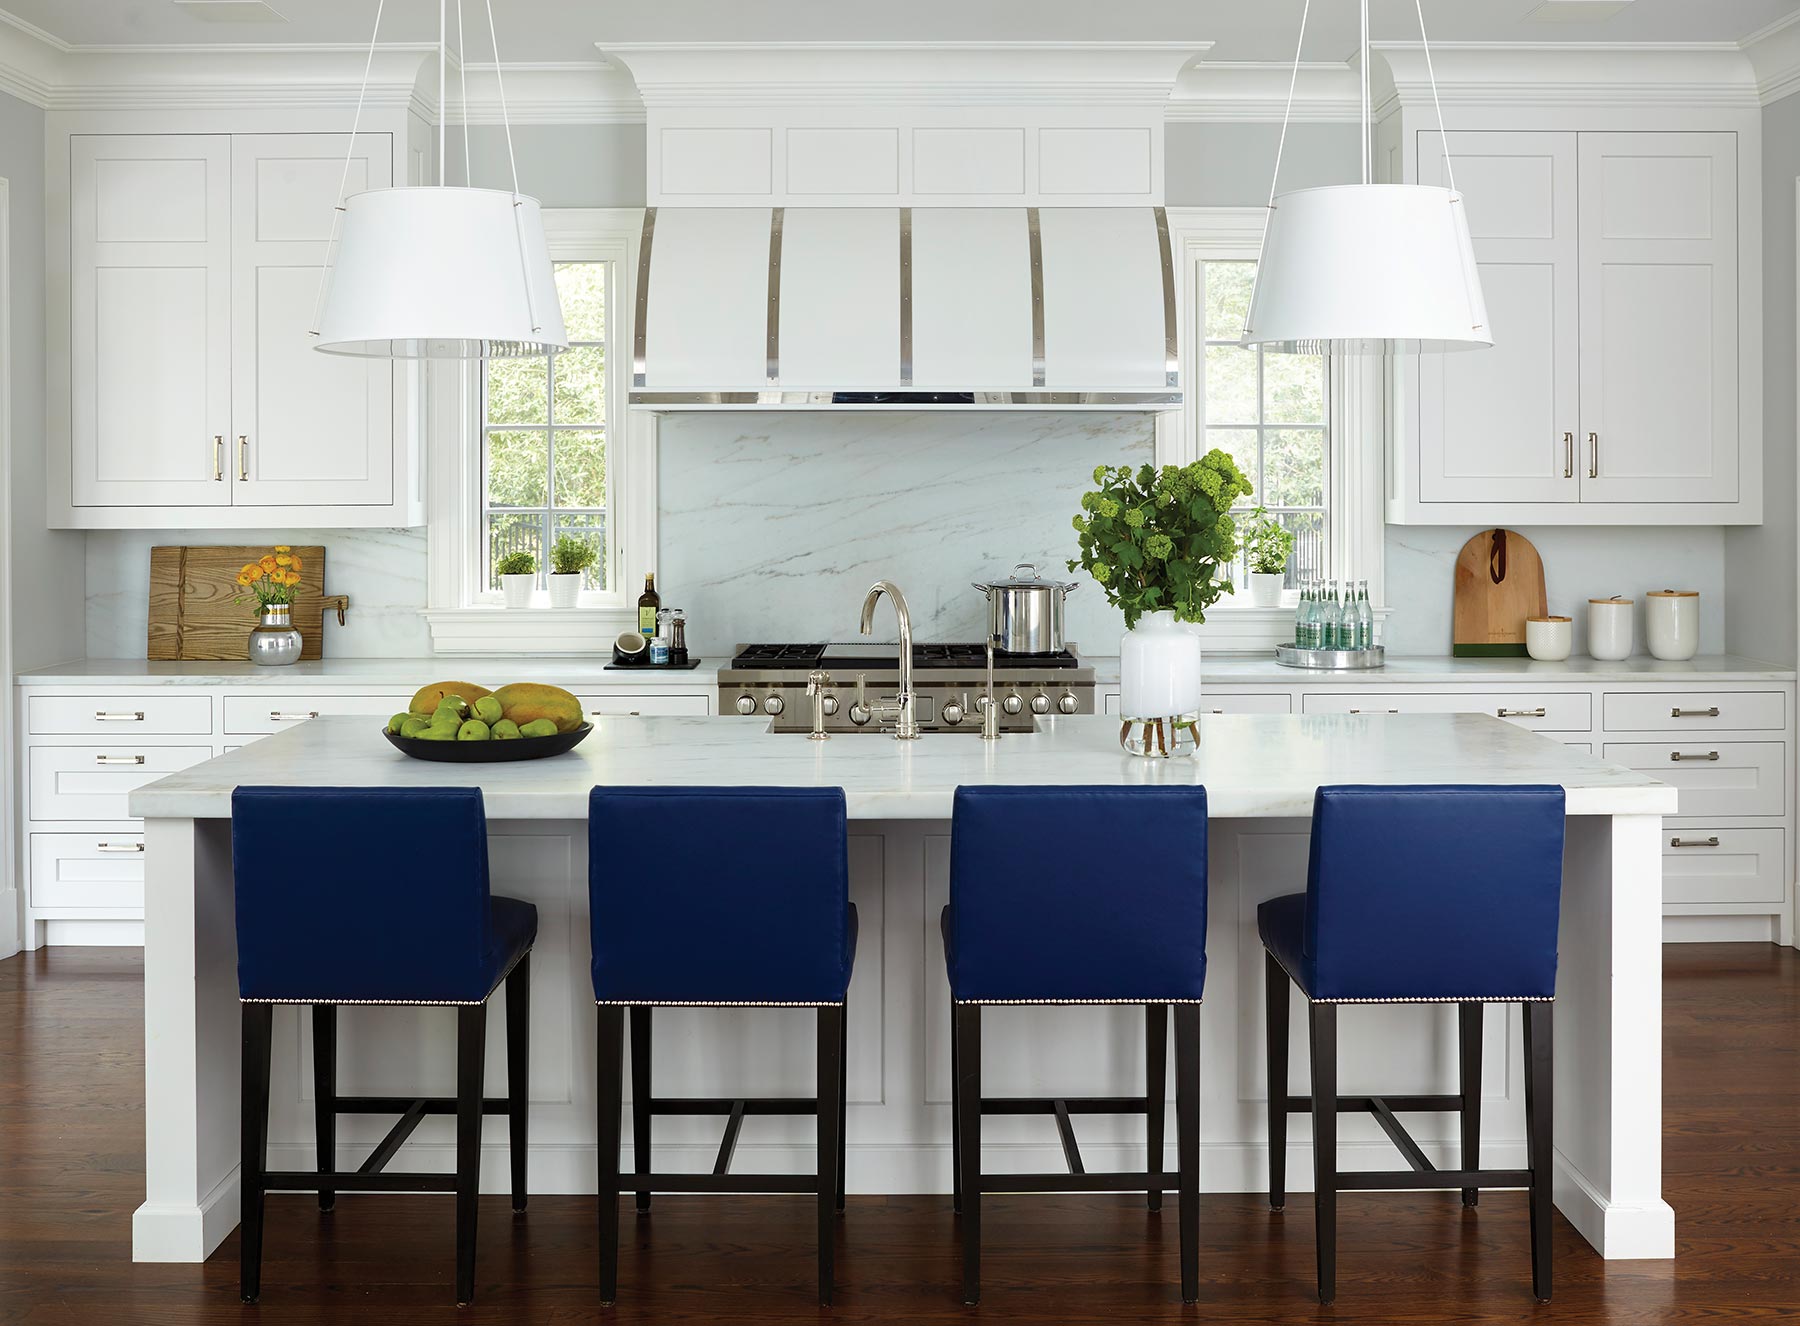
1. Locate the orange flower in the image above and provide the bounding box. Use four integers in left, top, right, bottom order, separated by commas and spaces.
273, 545, 291, 554
274, 554, 292, 568
287, 571, 302, 587
236, 571, 252, 587
288, 555, 303, 572
240, 563, 260, 578
259, 556, 277, 574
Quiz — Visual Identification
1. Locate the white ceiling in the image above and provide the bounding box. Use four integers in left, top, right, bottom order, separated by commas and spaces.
2, 0, 1796, 63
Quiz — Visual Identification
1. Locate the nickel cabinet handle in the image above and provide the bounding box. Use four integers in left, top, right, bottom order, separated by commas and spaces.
1588, 432, 1599, 479
213, 435, 224, 481
94, 754, 146, 766
1563, 432, 1574, 479
1671, 707, 1720, 719
238, 435, 249, 481
1670, 836, 1720, 849
93, 710, 145, 722
1669, 751, 1719, 762
270, 710, 320, 722
1497, 707, 1547, 719
1349, 708, 1400, 714
96, 842, 145, 853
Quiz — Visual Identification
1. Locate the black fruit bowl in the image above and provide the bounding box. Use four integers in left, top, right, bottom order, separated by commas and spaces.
383, 722, 593, 762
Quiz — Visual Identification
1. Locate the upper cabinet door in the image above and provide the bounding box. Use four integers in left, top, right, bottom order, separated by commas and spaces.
1577, 132, 1738, 504
1417, 131, 1580, 504
231, 133, 393, 507
71, 135, 232, 507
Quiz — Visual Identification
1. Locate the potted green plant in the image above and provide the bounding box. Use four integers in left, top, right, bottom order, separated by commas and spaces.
1241, 507, 1295, 607
495, 549, 537, 609
547, 535, 597, 608
1069, 451, 1252, 756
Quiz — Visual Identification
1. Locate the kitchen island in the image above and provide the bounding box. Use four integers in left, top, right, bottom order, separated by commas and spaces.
127, 712, 1677, 1266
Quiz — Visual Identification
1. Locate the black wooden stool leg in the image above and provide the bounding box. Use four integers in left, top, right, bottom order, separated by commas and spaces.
312, 1003, 337, 1213
597, 1006, 625, 1305
949, 1002, 963, 1215
1309, 1002, 1338, 1305
837, 999, 850, 1215
816, 1005, 845, 1305
629, 1005, 652, 1215
1459, 1000, 1483, 1208
1265, 952, 1289, 1212
239, 1003, 274, 1304
505, 954, 531, 1214
1174, 1004, 1201, 1305
1146, 1002, 1168, 1213
954, 1002, 982, 1305
454, 1004, 487, 1307
1524, 1001, 1555, 1303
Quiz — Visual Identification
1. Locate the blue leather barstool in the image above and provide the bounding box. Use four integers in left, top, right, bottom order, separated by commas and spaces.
945, 785, 1210, 1306
588, 786, 857, 1305
232, 787, 537, 1307
1259, 784, 1566, 1305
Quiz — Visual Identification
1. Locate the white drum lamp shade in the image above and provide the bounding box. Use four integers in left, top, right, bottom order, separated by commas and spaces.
315, 186, 567, 359
1241, 183, 1490, 355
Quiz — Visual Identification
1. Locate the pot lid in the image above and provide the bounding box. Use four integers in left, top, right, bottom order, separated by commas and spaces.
974, 562, 1079, 592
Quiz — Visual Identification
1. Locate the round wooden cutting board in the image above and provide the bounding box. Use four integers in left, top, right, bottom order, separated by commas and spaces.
1452, 529, 1547, 657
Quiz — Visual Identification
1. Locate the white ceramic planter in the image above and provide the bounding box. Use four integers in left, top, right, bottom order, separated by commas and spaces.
1587, 597, 1634, 661
547, 574, 583, 609
1120, 611, 1203, 719
1247, 572, 1285, 608
1645, 590, 1700, 661
501, 574, 536, 609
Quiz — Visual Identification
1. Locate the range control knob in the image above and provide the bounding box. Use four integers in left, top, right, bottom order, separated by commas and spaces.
735, 694, 757, 716
821, 694, 840, 717
763, 694, 785, 716
849, 702, 873, 726
1029, 692, 1051, 715
941, 700, 965, 726
1057, 692, 1081, 715
1001, 692, 1025, 715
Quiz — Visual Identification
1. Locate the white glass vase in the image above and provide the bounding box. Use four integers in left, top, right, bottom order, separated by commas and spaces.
1119, 610, 1202, 757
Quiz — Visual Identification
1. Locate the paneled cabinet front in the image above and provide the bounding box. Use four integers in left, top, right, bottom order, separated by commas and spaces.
61, 132, 411, 527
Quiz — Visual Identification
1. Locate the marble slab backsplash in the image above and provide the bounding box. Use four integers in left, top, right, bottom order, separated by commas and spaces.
657, 411, 1154, 657
85, 527, 432, 659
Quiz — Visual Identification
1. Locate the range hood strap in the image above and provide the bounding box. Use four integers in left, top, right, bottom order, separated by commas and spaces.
632, 206, 656, 388
765, 207, 784, 385
1027, 207, 1046, 387
1155, 205, 1179, 389
899, 206, 913, 385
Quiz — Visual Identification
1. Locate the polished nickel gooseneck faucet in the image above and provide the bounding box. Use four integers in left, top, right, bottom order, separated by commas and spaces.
856, 580, 920, 740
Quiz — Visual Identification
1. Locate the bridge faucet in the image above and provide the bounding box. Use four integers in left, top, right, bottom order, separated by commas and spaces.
858, 580, 920, 740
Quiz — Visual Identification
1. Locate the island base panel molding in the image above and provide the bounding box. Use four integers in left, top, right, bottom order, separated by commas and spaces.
132, 816, 1671, 1263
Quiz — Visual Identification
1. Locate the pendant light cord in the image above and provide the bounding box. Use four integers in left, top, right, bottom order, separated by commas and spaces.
1414, 0, 1456, 193
455, 0, 471, 186
309, 0, 386, 337
482, 0, 542, 340
1360, 0, 1370, 184
1246, 0, 1311, 339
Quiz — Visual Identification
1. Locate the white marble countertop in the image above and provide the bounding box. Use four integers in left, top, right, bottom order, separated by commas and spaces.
1089, 653, 1795, 685
130, 712, 1676, 821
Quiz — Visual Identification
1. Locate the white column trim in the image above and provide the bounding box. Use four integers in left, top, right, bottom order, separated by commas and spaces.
0, 176, 16, 959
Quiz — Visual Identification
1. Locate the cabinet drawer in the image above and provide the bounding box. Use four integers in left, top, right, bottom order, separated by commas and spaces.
1199, 693, 1292, 715
222, 694, 409, 735
1662, 827, 1786, 905
27, 693, 212, 736
575, 693, 711, 717
1301, 691, 1590, 732
1600, 741, 1787, 818
27, 745, 212, 821
1603, 691, 1785, 734
29, 833, 146, 911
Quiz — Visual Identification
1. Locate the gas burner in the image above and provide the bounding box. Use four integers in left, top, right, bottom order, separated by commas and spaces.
729, 643, 826, 669
728, 642, 1084, 671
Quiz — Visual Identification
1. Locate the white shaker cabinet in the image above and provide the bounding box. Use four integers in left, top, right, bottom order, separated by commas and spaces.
1393, 129, 1754, 525
55, 131, 422, 529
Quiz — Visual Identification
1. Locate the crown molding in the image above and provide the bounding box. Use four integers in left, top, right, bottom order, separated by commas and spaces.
1168, 61, 1360, 123
1372, 41, 1760, 113
450, 62, 643, 125
1741, 9, 1800, 106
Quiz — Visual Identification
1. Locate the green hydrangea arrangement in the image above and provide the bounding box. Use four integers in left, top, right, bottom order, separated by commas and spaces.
1069, 451, 1253, 629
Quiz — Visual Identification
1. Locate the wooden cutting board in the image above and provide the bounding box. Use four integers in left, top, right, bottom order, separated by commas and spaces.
1453, 529, 1546, 658
147, 545, 340, 662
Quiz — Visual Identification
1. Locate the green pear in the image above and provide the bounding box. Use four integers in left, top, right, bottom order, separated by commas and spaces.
491, 719, 522, 740
400, 718, 431, 738
433, 697, 470, 722
414, 726, 456, 741
387, 712, 410, 734
458, 719, 491, 741
472, 695, 504, 724
519, 718, 560, 739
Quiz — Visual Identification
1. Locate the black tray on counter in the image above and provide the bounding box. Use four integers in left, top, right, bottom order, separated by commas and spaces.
384, 722, 593, 762
604, 658, 705, 671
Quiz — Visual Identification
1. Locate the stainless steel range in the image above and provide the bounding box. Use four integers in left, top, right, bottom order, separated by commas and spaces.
718, 642, 1097, 735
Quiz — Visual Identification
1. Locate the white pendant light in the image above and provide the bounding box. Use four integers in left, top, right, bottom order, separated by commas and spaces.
312, 0, 567, 359
1241, 0, 1490, 355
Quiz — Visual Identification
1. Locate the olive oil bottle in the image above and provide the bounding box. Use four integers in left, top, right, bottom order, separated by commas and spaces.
637, 572, 661, 638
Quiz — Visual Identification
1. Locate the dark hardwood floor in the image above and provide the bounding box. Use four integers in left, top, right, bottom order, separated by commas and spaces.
1, 943, 1795, 1324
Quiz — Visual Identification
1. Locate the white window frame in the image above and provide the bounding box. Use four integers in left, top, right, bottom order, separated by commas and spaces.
1160, 207, 1387, 650
423, 208, 657, 654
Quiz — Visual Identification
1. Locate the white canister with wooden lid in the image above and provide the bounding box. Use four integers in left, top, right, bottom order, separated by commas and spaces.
1526, 615, 1573, 662
1588, 597, 1634, 661
1645, 590, 1700, 661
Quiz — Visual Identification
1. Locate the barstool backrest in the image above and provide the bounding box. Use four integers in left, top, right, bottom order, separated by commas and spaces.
1305, 784, 1566, 1001
948, 785, 1209, 1003
588, 786, 853, 1005
231, 786, 496, 1003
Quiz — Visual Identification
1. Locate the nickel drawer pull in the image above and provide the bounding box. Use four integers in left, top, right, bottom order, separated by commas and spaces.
213, 434, 224, 481
1670, 836, 1720, 849
1670, 707, 1720, 719
270, 710, 320, 722
1669, 751, 1719, 762
96, 842, 145, 853
1349, 708, 1400, 714
1497, 707, 1547, 719
94, 754, 145, 766
93, 710, 145, 722
238, 434, 249, 482
1562, 431, 1573, 479
1588, 431, 1598, 479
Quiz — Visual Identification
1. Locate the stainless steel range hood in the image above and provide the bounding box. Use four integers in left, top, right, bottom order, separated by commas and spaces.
628, 206, 1180, 411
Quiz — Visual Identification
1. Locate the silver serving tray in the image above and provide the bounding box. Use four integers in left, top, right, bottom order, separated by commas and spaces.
1275, 643, 1386, 670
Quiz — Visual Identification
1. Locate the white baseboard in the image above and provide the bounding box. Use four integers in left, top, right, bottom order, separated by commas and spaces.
41, 918, 144, 946
0, 888, 19, 960
1662, 914, 1778, 943
132, 1169, 241, 1263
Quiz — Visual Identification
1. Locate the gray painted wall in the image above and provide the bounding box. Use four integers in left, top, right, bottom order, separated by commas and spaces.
1166, 121, 1361, 206
464, 124, 646, 206
1724, 94, 1799, 666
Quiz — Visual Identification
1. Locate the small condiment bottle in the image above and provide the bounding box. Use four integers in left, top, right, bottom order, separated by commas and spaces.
668, 609, 688, 665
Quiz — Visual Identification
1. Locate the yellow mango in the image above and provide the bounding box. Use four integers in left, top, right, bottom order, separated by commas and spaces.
409, 680, 493, 713
493, 683, 584, 733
